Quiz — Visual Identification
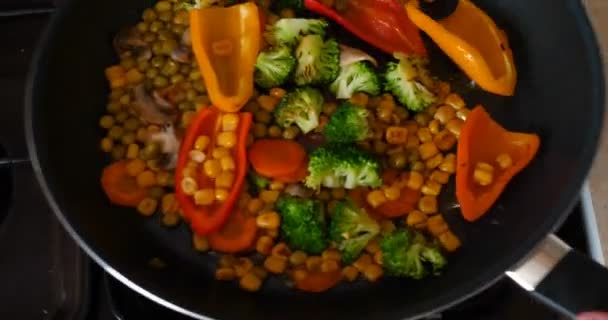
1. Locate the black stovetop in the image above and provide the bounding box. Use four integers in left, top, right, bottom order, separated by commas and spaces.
0, 7, 585, 320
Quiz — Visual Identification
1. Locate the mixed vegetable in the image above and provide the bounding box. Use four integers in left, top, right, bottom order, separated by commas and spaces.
99, 0, 538, 293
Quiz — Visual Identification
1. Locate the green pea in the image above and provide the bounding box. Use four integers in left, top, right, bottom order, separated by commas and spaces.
153, 76, 169, 88
194, 95, 210, 106
185, 89, 197, 101
188, 70, 201, 81
171, 24, 186, 35
170, 74, 185, 84
173, 10, 189, 25
158, 11, 173, 22
157, 30, 174, 41
115, 112, 129, 123
110, 89, 124, 100
111, 145, 126, 160
178, 101, 193, 110
108, 126, 124, 140
136, 22, 149, 33
146, 68, 159, 79
193, 80, 206, 93
161, 60, 179, 76
149, 21, 164, 33
142, 8, 157, 22
151, 56, 165, 68
119, 94, 131, 105
179, 65, 191, 75
155, 1, 172, 12
124, 118, 140, 131
143, 33, 157, 43
137, 60, 150, 72
99, 115, 115, 129
141, 143, 161, 160
152, 42, 164, 55
120, 58, 135, 70
160, 39, 178, 55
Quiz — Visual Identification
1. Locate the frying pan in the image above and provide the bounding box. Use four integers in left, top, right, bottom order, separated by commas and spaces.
25, 0, 608, 319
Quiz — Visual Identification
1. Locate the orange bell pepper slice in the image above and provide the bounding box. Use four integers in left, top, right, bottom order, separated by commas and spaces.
456, 106, 540, 221
189, 3, 261, 112
405, 0, 517, 96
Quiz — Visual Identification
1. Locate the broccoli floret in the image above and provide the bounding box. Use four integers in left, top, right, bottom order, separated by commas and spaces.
274, 87, 323, 133
272, 0, 304, 13
384, 54, 438, 113
276, 195, 328, 254
294, 35, 340, 85
254, 46, 296, 89
330, 61, 381, 99
265, 18, 328, 47
329, 199, 380, 264
323, 102, 370, 143
380, 229, 447, 279
177, 0, 219, 9
305, 144, 382, 191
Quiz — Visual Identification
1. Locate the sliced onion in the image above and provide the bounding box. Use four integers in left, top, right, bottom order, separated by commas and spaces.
339, 44, 377, 67
285, 184, 313, 198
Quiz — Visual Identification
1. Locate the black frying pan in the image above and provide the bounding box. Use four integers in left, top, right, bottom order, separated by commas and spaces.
25, 0, 608, 319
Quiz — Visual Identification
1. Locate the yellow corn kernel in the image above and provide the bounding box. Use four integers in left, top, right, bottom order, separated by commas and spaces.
414, 113, 430, 126
428, 119, 441, 135
322, 249, 341, 261
364, 239, 380, 254
445, 93, 465, 110
215, 268, 236, 281
353, 254, 372, 271
321, 259, 340, 273
203, 159, 222, 178
434, 105, 457, 124
425, 105, 438, 118
385, 126, 408, 144
194, 189, 215, 206
305, 256, 323, 272
406, 210, 427, 229
456, 108, 470, 121
434, 130, 457, 151
419, 195, 438, 214
156, 171, 173, 187
217, 131, 237, 148
426, 153, 444, 170
373, 251, 383, 265
212, 147, 231, 159
446, 119, 463, 138
221, 113, 240, 131
192, 234, 209, 252
256, 235, 274, 255
219, 255, 237, 268
161, 193, 179, 215
367, 190, 387, 208
180, 177, 198, 195
406, 171, 424, 190
421, 180, 442, 196
419, 142, 439, 160
380, 220, 396, 234
247, 198, 264, 214
105, 65, 125, 80
496, 153, 513, 169
216, 171, 235, 189
439, 153, 456, 174
137, 198, 158, 216
265, 228, 279, 238
100, 137, 114, 152
289, 251, 308, 266
136, 170, 157, 188
417, 127, 433, 143
342, 266, 359, 282
162, 213, 180, 227
430, 170, 451, 184
125, 143, 139, 159
271, 242, 291, 258
219, 156, 235, 171
126, 68, 144, 83
292, 268, 308, 282
411, 161, 425, 172
256, 211, 280, 229
239, 273, 262, 292
406, 133, 421, 150
234, 258, 254, 277
269, 181, 285, 191
270, 87, 287, 98
350, 92, 369, 106
383, 186, 401, 201
215, 188, 229, 202
260, 190, 280, 203
251, 266, 268, 280
264, 255, 287, 274
427, 214, 449, 237
363, 264, 383, 282
439, 231, 462, 252
474, 162, 495, 186
126, 159, 146, 177
194, 135, 210, 151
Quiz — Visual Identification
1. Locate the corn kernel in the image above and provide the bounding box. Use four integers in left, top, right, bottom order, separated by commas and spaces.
428, 119, 441, 135
264, 256, 287, 274
161, 193, 179, 215
414, 113, 430, 126
419, 142, 439, 160
215, 188, 229, 202
417, 127, 433, 143
256, 211, 280, 229
496, 153, 513, 169
445, 93, 465, 110
383, 186, 401, 201
248, 198, 264, 214
427, 214, 449, 236
126, 143, 140, 159
353, 254, 372, 271
373, 251, 383, 265
212, 147, 230, 159
419, 195, 438, 214
439, 231, 462, 252
439, 153, 456, 174
364, 239, 380, 254
194, 189, 215, 206
434, 130, 457, 151
421, 180, 442, 196
251, 266, 268, 280
203, 159, 222, 178
257, 95, 279, 112
180, 177, 198, 195
350, 92, 369, 106
305, 256, 323, 272
126, 159, 146, 177
474, 162, 494, 186
293, 268, 308, 282
363, 264, 383, 282
137, 198, 158, 216
380, 220, 396, 234
456, 108, 470, 121
217, 131, 237, 148
367, 190, 387, 208
189, 150, 206, 163
270, 87, 287, 98
406, 134, 420, 150
234, 258, 254, 277
136, 170, 157, 188
260, 190, 280, 203
321, 259, 339, 273
192, 234, 209, 252
385, 126, 408, 144
221, 113, 240, 131
322, 249, 341, 261
446, 119, 463, 138
219, 156, 235, 171
269, 181, 285, 191
430, 170, 450, 184
434, 105, 457, 124
239, 273, 262, 292
256, 236, 274, 255
216, 171, 235, 189
342, 266, 359, 282
411, 161, 425, 172
406, 210, 427, 229
289, 251, 308, 266
215, 268, 236, 281
426, 153, 444, 170
100, 137, 114, 152
219, 255, 237, 268
407, 171, 424, 190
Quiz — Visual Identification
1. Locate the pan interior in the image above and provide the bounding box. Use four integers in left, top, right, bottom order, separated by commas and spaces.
27, 0, 604, 319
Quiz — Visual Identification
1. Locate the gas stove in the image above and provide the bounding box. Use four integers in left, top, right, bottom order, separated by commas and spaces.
0, 6, 603, 320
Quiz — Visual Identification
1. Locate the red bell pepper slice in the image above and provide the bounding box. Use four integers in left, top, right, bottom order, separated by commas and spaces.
304, 0, 426, 56
175, 108, 253, 235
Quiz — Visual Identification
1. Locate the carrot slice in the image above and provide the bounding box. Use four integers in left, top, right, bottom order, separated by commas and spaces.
248, 139, 307, 178
295, 270, 342, 293
208, 208, 258, 253
101, 161, 147, 207
275, 159, 309, 183
376, 187, 421, 218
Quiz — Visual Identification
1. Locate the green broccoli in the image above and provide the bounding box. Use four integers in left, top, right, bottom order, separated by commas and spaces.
380, 229, 447, 279
329, 199, 380, 264
305, 144, 382, 191
330, 61, 381, 99
176, 0, 219, 9
323, 102, 370, 143
254, 46, 296, 89
265, 18, 328, 47
272, 0, 305, 13
274, 87, 323, 133
384, 54, 438, 113
276, 195, 328, 254
294, 35, 340, 85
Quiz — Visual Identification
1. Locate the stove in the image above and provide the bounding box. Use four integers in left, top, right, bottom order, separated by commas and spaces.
0, 7, 602, 320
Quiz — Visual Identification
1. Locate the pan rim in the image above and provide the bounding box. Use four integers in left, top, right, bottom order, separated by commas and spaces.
24, 1, 605, 319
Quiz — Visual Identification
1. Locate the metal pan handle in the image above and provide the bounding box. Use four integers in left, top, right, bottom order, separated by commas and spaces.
507, 234, 608, 318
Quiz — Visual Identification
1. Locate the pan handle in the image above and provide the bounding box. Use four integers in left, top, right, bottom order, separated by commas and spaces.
506, 234, 608, 318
